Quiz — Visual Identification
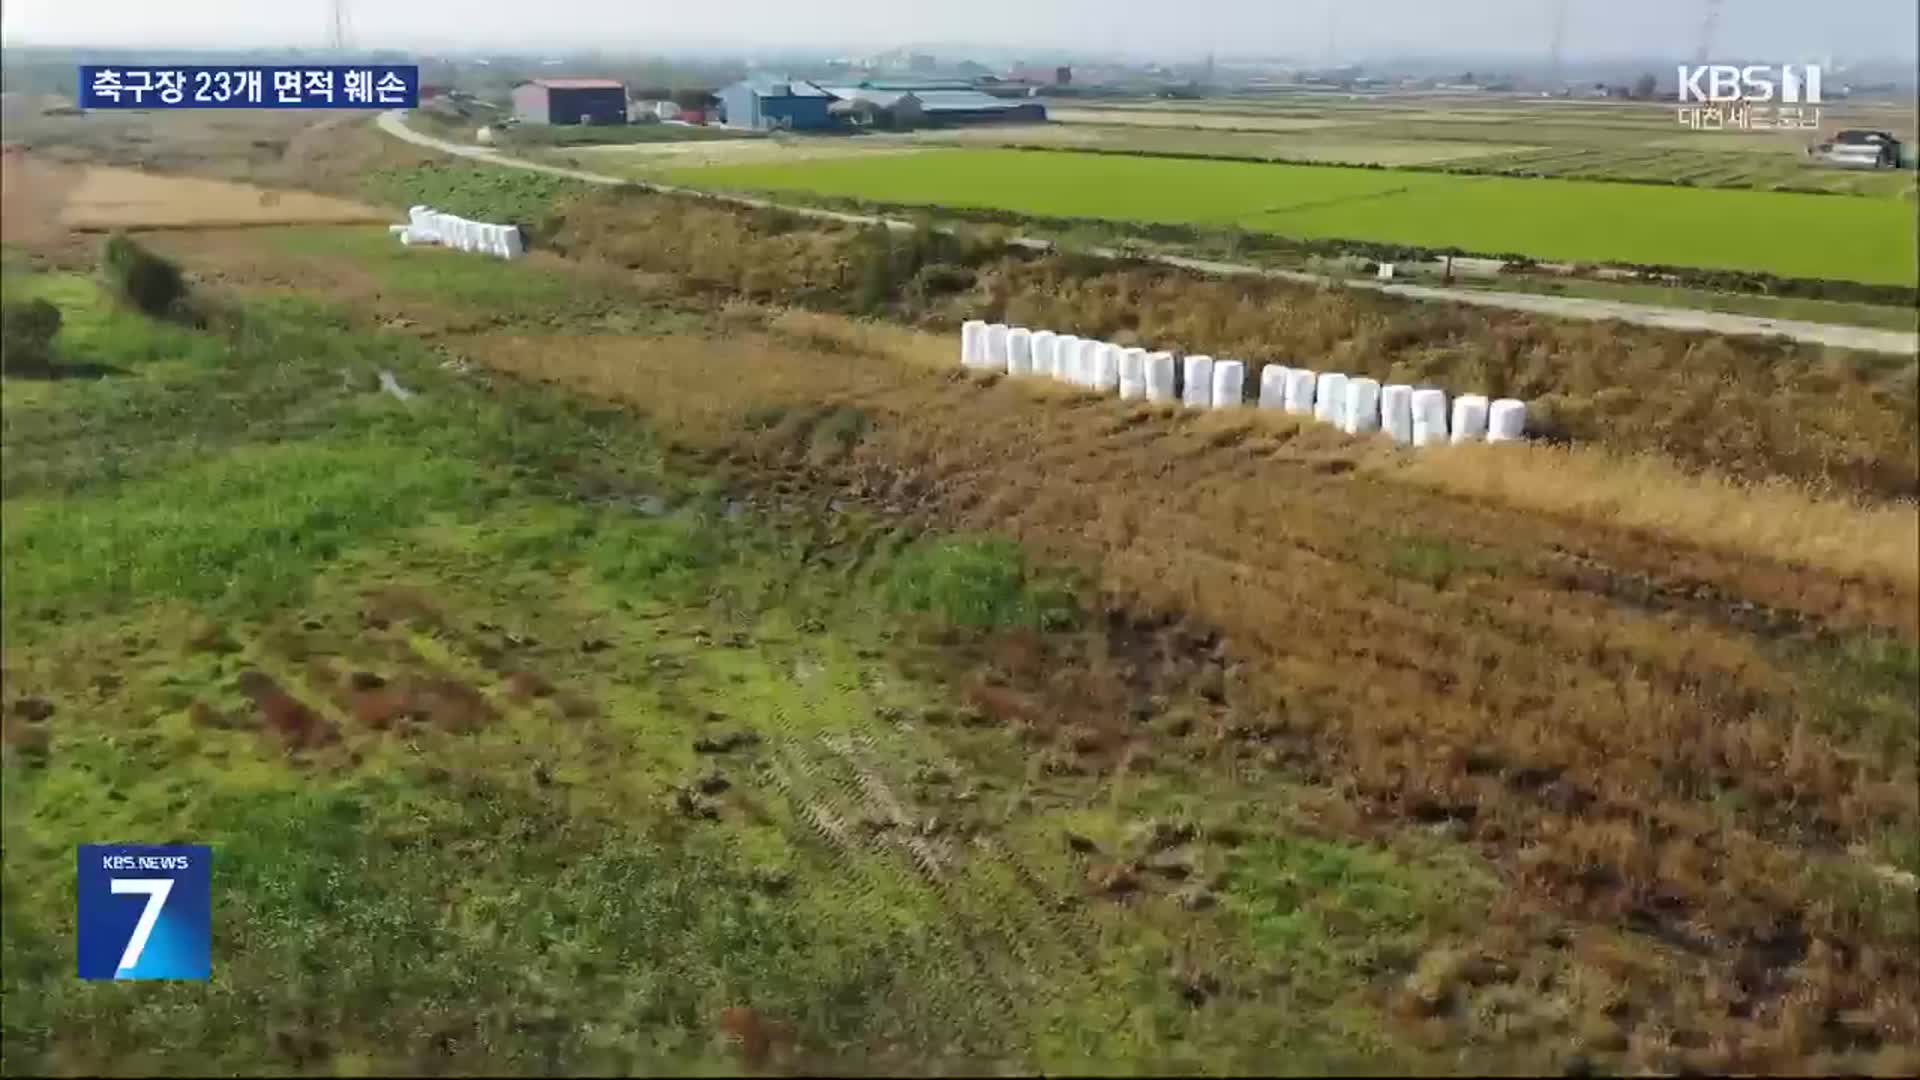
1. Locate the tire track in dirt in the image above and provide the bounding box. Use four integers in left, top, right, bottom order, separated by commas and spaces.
837, 728, 1107, 977
754, 700, 1014, 1045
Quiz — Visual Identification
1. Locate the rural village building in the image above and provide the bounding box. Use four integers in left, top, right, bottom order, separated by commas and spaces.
510, 78, 628, 126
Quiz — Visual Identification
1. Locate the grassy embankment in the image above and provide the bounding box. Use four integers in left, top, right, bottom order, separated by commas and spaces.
473, 176, 1918, 501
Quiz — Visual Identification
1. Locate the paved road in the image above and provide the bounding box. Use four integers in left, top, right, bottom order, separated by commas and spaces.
377, 111, 1917, 356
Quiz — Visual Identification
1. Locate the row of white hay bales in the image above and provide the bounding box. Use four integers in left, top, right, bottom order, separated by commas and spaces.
959, 321, 1526, 446
387, 206, 526, 260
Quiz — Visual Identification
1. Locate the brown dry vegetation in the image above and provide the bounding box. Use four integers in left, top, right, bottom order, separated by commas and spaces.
0, 104, 426, 192
1382, 441, 1920, 590
547, 188, 1920, 499
56, 166, 387, 231
452, 314, 1920, 1073
761, 307, 1920, 590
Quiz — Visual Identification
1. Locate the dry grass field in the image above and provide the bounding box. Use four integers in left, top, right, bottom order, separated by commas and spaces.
1044, 96, 1920, 195
56, 165, 388, 230
914, 123, 1541, 167
1047, 106, 1344, 132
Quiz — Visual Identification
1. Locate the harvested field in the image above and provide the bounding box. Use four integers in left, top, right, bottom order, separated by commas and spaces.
920, 123, 1540, 166
560, 135, 931, 170
0, 149, 72, 248
56, 164, 388, 230
1048, 106, 1343, 132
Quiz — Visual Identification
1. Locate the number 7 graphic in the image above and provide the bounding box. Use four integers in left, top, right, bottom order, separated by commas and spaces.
110, 878, 173, 973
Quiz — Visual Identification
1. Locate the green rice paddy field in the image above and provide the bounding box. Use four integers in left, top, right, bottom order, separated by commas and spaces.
666, 147, 1920, 285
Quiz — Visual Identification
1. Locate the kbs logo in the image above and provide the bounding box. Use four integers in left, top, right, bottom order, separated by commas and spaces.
77, 845, 211, 980
1676, 64, 1823, 104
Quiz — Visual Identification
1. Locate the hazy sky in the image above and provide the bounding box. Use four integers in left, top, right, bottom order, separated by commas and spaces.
3, 0, 1915, 61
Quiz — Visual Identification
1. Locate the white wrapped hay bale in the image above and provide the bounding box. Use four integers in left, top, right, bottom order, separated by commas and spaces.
1144, 351, 1177, 402
1410, 388, 1449, 447
1212, 360, 1245, 409
501, 225, 525, 259
1380, 385, 1415, 445
407, 206, 440, 243
1093, 343, 1122, 393
984, 324, 1011, 370
1059, 338, 1083, 386
1030, 330, 1057, 378
1182, 355, 1215, 408
1344, 377, 1382, 435
1284, 369, 1317, 415
1007, 327, 1034, 376
1118, 347, 1148, 400
1314, 373, 1349, 425
1052, 335, 1081, 383
1487, 398, 1528, 443
1258, 364, 1291, 410
960, 320, 987, 367
1077, 339, 1102, 388
1450, 394, 1490, 444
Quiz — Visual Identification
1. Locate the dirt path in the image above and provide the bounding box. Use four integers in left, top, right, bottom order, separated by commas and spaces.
377, 110, 1917, 357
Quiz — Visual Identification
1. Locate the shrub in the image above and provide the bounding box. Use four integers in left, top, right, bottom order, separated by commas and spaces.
1, 297, 62, 373
885, 536, 1079, 630
852, 224, 899, 314
909, 262, 976, 301
101, 234, 185, 318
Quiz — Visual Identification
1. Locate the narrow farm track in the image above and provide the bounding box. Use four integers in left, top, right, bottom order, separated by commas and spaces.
379, 110, 1918, 356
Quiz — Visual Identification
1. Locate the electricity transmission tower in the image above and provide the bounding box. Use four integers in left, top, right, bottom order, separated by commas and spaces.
328, 0, 351, 52
1695, 0, 1722, 63
1547, 0, 1570, 89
